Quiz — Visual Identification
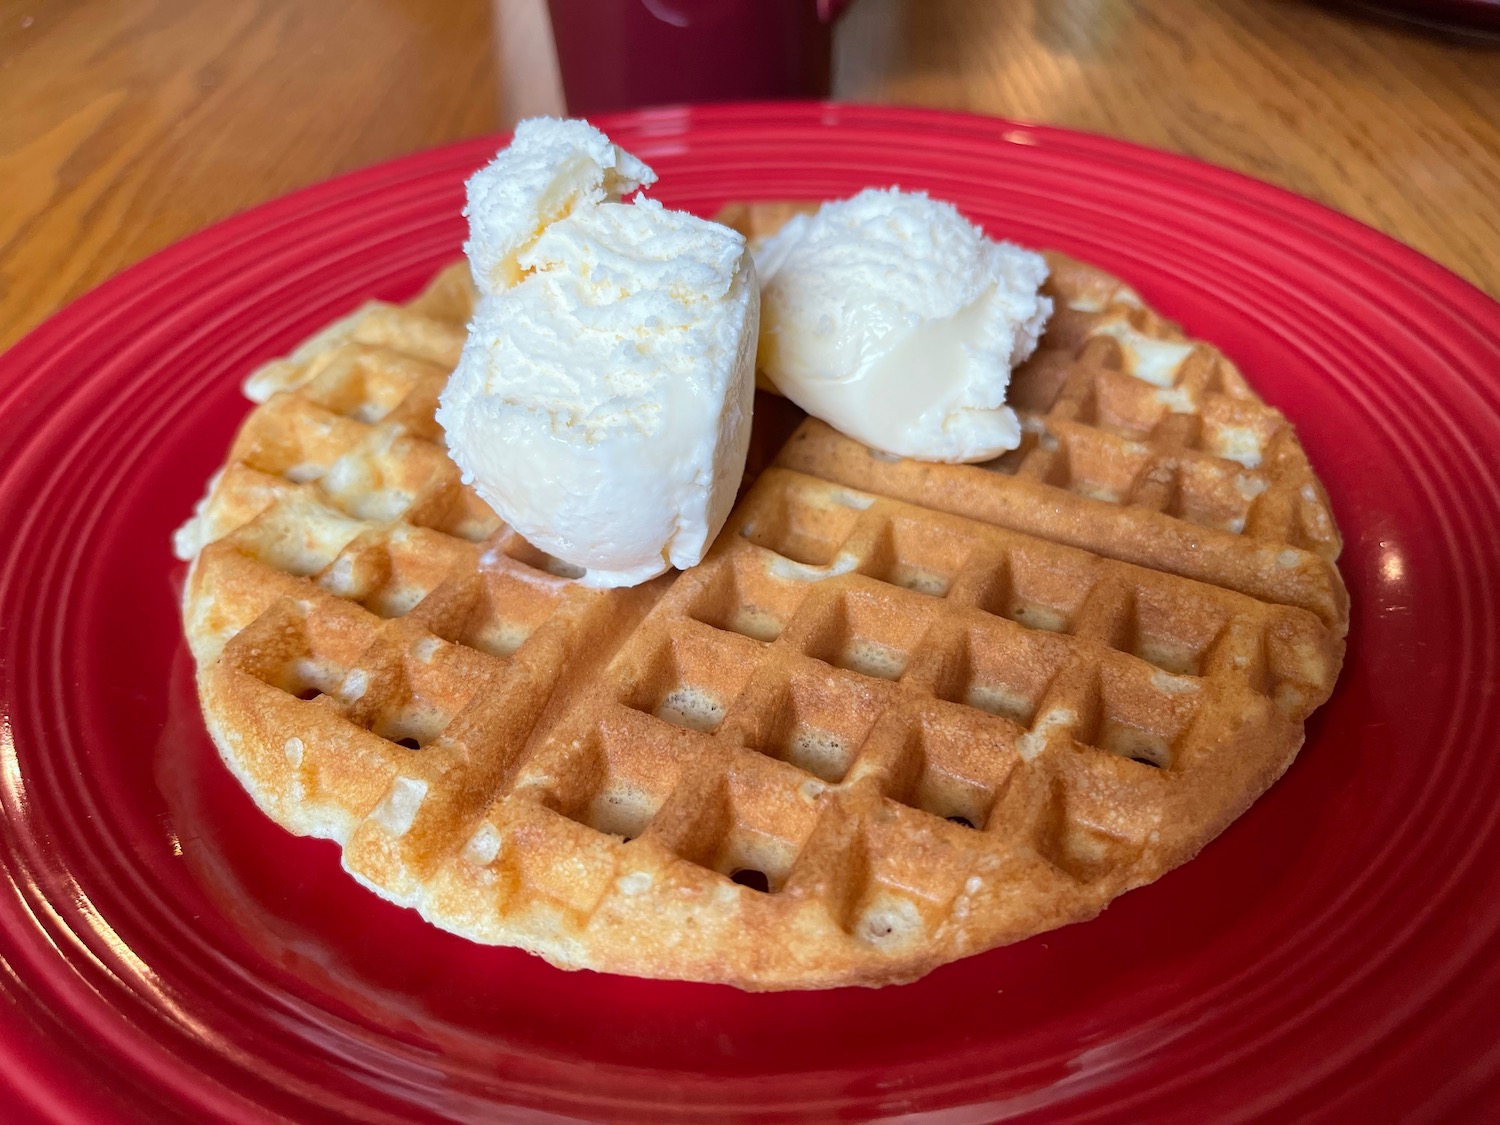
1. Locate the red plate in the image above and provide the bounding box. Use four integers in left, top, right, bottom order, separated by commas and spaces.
1, 104, 1498, 1124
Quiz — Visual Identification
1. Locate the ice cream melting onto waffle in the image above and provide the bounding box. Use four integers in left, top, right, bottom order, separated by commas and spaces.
439, 118, 1054, 588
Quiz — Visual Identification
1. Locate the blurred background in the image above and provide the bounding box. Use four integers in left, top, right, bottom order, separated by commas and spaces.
1, 0, 1497, 352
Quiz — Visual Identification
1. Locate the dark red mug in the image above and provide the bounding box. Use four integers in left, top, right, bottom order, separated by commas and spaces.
545, 0, 853, 116
1341, 0, 1500, 32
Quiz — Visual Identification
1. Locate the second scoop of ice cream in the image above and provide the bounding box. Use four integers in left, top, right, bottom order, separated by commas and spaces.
754, 188, 1052, 464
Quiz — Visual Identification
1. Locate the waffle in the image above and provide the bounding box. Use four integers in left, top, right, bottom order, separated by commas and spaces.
176, 210, 1346, 989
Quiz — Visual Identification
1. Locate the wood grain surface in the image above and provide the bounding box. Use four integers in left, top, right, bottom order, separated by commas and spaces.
1, 0, 1497, 353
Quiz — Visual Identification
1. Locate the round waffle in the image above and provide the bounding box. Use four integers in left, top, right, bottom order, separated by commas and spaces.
176, 207, 1346, 989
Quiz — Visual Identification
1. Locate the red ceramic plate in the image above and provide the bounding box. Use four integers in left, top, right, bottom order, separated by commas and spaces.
1, 104, 1498, 1124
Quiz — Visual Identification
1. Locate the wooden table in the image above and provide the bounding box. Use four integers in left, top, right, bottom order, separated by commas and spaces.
2, 0, 1497, 353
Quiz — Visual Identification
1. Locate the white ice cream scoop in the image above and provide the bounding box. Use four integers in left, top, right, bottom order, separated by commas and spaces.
437, 118, 758, 589
753, 187, 1052, 464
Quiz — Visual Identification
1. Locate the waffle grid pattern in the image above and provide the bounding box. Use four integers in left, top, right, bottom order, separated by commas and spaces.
467, 461, 1335, 970
725, 203, 1346, 630
995, 291, 1341, 557
180, 245, 1346, 988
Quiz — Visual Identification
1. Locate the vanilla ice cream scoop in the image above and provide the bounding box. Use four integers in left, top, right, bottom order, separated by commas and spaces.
754, 188, 1052, 464
437, 119, 758, 588
463, 117, 655, 296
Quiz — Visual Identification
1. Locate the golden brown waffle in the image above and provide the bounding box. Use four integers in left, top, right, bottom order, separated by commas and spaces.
177, 216, 1346, 989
